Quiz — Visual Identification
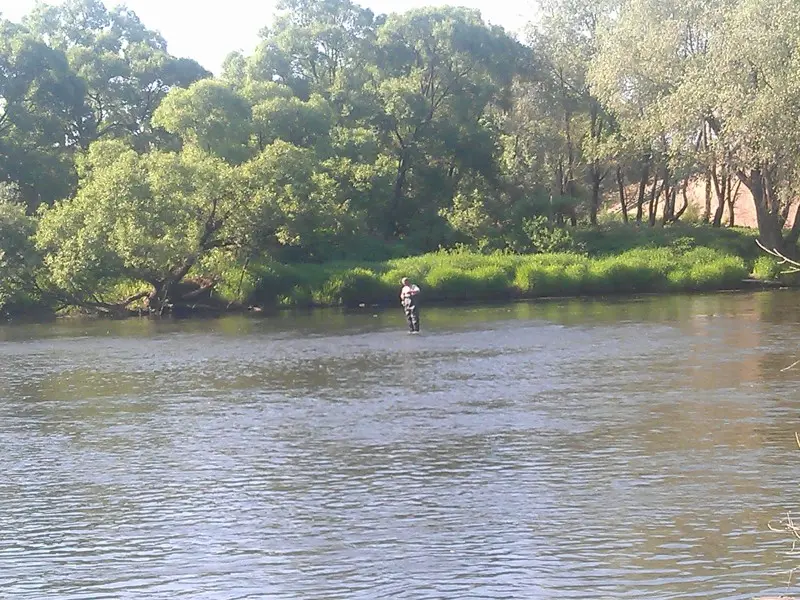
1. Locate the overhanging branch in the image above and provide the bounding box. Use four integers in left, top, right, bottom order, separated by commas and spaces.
756, 238, 800, 274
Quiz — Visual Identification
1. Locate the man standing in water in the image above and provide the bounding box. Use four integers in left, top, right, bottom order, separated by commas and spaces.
400, 277, 421, 333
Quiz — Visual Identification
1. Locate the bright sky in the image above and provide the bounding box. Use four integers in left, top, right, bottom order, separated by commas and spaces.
5, 0, 539, 74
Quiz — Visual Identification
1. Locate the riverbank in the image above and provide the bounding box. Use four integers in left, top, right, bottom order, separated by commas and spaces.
4, 224, 794, 319
236, 245, 785, 310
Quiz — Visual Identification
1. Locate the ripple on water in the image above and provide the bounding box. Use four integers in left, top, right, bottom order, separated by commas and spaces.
1, 297, 800, 599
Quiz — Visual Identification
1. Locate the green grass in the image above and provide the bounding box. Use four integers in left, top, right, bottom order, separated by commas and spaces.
574, 222, 760, 260
751, 255, 783, 281
235, 246, 750, 308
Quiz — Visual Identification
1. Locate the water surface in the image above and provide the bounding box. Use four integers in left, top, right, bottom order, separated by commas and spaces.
2, 292, 800, 599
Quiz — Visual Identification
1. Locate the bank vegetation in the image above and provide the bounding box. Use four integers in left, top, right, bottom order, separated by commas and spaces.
1, 0, 799, 316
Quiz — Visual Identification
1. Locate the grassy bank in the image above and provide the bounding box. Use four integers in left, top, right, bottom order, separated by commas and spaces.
233, 245, 754, 309
18, 223, 788, 318
573, 223, 761, 259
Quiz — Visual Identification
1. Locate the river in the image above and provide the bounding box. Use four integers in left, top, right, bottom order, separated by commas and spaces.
1, 291, 799, 599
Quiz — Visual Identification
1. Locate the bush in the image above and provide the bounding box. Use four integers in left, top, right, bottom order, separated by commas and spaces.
250, 261, 305, 306
467, 265, 512, 299
424, 266, 474, 301
246, 245, 751, 308
751, 256, 783, 281
574, 222, 759, 260
563, 263, 589, 295
587, 258, 650, 293
318, 267, 389, 307
522, 216, 581, 254
514, 262, 571, 296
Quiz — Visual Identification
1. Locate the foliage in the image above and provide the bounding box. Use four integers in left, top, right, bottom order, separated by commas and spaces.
574, 223, 760, 259
750, 255, 800, 286
0, 183, 40, 311
2, 0, 799, 316
590, 0, 800, 250
35, 140, 247, 309
522, 216, 582, 253
234, 246, 748, 308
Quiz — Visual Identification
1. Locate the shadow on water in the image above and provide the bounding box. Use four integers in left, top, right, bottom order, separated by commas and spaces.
1, 291, 800, 599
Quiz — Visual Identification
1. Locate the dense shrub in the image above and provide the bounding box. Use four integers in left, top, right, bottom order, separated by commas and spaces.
467, 265, 512, 299
424, 266, 474, 301
751, 256, 785, 281
522, 216, 582, 254
316, 267, 389, 307
574, 223, 759, 260
234, 246, 752, 308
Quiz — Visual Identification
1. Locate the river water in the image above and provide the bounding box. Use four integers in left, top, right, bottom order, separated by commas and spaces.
1, 291, 800, 600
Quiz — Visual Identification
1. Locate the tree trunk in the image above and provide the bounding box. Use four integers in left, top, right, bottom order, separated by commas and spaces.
702, 124, 712, 222
673, 177, 690, 222
710, 161, 727, 228
648, 175, 662, 227
389, 152, 409, 238
665, 188, 677, 223
727, 180, 739, 227
561, 69, 577, 203
589, 169, 602, 226
636, 157, 650, 224
711, 179, 725, 228
588, 103, 604, 226
617, 167, 628, 223
738, 167, 784, 253
711, 198, 725, 228
785, 203, 800, 247
660, 170, 673, 225
554, 160, 565, 226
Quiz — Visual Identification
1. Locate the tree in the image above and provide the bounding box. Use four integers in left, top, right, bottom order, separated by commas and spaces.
153, 80, 253, 163
24, 0, 210, 150
373, 7, 525, 240
701, 0, 800, 252
0, 183, 40, 311
237, 81, 335, 152
591, 0, 800, 249
527, 0, 618, 225
0, 19, 85, 207
242, 140, 361, 261
35, 140, 250, 313
248, 0, 378, 100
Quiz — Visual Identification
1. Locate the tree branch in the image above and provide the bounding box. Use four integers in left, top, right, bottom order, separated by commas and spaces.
756, 239, 800, 273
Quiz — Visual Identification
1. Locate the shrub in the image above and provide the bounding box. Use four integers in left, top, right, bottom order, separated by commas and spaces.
751, 256, 783, 281
562, 263, 589, 295
424, 266, 473, 301
319, 267, 389, 307
522, 216, 580, 253
514, 262, 571, 296
467, 265, 512, 299
248, 245, 752, 308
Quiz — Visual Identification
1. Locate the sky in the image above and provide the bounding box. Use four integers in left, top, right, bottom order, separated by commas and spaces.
5, 0, 539, 74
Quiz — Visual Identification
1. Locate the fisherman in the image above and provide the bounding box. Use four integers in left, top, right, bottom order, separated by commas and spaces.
399, 277, 420, 333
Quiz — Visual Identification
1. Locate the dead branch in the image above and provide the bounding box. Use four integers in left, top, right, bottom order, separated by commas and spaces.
180, 278, 219, 301
768, 512, 800, 553
756, 239, 800, 274
781, 360, 800, 372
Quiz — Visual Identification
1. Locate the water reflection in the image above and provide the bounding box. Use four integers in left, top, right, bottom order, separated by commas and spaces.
1, 292, 799, 599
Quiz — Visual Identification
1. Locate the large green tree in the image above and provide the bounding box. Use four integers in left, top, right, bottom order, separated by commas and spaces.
35, 141, 249, 312
0, 183, 40, 311
24, 0, 210, 150
372, 7, 526, 241
526, 0, 618, 225
0, 19, 85, 207
591, 0, 800, 249
246, 0, 378, 100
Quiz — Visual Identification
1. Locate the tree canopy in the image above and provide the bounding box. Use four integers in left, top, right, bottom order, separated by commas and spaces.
2, 0, 800, 313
